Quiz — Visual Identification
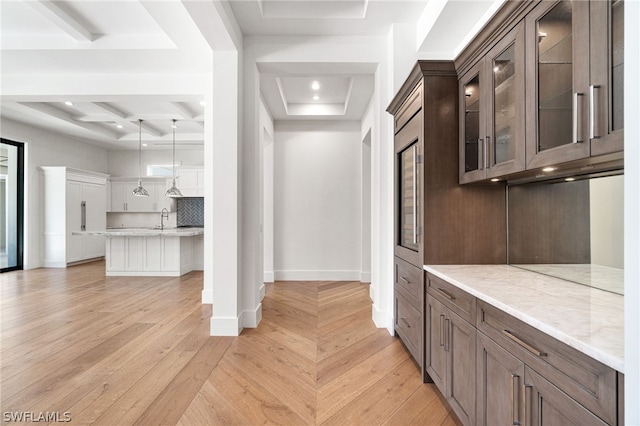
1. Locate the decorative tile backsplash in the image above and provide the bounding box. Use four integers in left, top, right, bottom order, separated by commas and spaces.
177, 197, 204, 227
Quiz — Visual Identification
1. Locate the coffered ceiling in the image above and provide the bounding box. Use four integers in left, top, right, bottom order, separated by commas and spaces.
0, 0, 503, 150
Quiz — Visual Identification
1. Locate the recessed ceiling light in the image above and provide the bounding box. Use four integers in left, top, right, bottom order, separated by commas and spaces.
64, 101, 73, 106
311, 81, 320, 90
116, 124, 123, 129
199, 101, 205, 106
490, 178, 500, 182
565, 177, 576, 182
542, 166, 556, 172
142, 143, 148, 147
172, 123, 178, 129
313, 95, 320, 101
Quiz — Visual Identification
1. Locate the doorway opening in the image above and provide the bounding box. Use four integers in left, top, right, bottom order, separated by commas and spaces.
1, 138, 24, 272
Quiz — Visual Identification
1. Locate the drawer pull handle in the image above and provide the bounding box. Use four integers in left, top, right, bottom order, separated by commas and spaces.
511, 374, 521, 426
401, 317, 411, 328
400, 276, 410, 284
502, 329, 547, 357
437, 287, 456, 300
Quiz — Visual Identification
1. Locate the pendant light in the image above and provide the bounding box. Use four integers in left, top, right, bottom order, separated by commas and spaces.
165, 119, 183, 198
132, 119, 149, 197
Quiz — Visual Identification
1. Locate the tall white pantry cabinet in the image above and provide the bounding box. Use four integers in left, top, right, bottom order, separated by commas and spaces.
40, 167, 108, 267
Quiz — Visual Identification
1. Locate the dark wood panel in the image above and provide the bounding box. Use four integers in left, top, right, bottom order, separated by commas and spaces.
508, 180, 590, 264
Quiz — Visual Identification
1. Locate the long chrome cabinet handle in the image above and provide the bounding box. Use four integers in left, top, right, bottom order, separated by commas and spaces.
400, 317, 411, 328
485, 135, 491, 169
444, 318, 450, 352
439, 314, 445, 347
81, 201, 86, 231
573, 92, 584, 143
478, 138, 484, 170
590, 85, 601, 139
400, 276, 410, 284
412, 145, 418, 245
502, 329, 547, 357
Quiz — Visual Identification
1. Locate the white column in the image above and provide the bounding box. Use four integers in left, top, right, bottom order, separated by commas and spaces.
624, 0, 640, 423
206, 50, 242, 336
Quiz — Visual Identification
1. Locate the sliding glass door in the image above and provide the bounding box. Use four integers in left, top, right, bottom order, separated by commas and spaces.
1, 139, 24, 272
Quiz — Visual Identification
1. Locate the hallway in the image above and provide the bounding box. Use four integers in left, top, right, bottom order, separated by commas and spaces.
1, 261, 459, 425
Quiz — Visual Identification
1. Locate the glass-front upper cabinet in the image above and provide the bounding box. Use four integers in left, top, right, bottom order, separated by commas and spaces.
590, 0, 624, 155
459, 61, 485, 183
486, 21, 526, 179
459, 23, 525, 184
526, 0, 591, 169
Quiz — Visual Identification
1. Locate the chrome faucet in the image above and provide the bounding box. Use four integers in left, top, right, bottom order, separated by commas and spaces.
160, 208, 169, 230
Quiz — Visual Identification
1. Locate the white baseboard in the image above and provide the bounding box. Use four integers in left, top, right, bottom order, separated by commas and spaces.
210, 316, 242, 336
242, 303, 262, 328
264, 271, 275, 283
369, 284, 375, 302
202, 289, 213, 304
274, 270, 361, 281
360, 271, 371, 283
259, 283, 266, 300
372, 302, 394, 336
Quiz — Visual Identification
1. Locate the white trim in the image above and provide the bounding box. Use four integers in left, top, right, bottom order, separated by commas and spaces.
274, 269, 361, 281
263, 270, 274, 283
242, 303, 262, 328
259, 283, 266, 300
372, 301, 393, 336
201, 289, 213, 304
360, 271, 371, 283
210, 316, 242, 336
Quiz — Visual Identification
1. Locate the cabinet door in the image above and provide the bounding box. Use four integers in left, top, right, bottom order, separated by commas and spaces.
459, 60, 487, 183
477, 332, 525, 426
447, 309, 476, 426
394, 113, 422, 266
486, 21, 526, 179
526, 0, 591, 169
590, 0, 624, 155
425, 294, 447, 392
110, 182, 128, 212
66, 180, 83, 263
525, 367, 608, 426
81, 182, 106, 259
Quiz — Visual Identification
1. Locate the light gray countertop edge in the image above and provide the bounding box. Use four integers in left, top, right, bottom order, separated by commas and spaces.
424, 264, 624, 373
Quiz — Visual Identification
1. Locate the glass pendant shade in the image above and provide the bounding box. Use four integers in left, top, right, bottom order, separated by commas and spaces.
133, 118, 149, 197
166, 119, 182, 198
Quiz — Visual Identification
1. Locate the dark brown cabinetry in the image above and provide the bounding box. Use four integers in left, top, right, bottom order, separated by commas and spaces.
477, 299, 620, 425
456, 0, 624, 183
388, 61, 506, 378
426, 274, 476, 425
459, 22, 526, 183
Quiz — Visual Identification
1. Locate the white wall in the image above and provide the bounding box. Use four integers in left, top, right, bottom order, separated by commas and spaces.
273, 120, 362, 281
624, 0, 640, 423
108, 149, 203, 177
261, 98, 275, 284
1, 118, 109, 269
361, 130, 372, 283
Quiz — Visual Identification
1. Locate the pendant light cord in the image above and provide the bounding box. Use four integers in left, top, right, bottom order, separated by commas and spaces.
138, 119, 143, 182
172, 119, 177, 181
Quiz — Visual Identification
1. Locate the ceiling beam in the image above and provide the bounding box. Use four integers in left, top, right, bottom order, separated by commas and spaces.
92, 102, 129, 119
19, 102, 118, 139
170, 102, 196, 120
27, 0, 97, 42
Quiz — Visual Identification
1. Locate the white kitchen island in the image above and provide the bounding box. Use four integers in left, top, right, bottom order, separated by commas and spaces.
76, 227, 204, 277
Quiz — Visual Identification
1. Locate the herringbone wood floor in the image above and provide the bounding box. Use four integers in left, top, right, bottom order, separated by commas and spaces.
1, 260, 461, 425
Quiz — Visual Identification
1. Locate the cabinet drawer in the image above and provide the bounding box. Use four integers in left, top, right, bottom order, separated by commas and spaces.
394, 257, 423, 307
477, 300, 617, 425
426, 273, 476, 324
395, 291, 422, 366
394, 82, 422, 133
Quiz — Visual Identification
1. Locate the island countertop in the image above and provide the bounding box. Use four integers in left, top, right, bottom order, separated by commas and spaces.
424, 264, 624, 372
73, 227, 204, 237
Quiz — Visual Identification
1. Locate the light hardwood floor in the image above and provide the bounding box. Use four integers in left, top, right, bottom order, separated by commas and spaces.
1, 260, 461, 425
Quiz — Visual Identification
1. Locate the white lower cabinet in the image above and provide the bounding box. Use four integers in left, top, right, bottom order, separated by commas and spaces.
106, 235, 199, 276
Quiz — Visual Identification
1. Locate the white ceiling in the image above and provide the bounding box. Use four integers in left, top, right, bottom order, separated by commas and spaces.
0, 0, 502, 151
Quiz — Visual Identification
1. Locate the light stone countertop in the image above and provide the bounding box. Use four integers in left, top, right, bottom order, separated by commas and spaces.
73, 227, 204, 237
424, 264, 624, 372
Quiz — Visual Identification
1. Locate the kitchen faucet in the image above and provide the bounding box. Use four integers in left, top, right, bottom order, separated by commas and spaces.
160, 208, 169, 230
